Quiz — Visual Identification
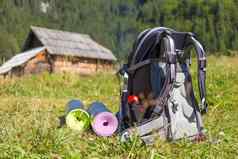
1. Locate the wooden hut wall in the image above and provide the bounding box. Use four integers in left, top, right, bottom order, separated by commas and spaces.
52, 55, 96, 74
52, 55, 113, 74
96, 60, 113, 72
24, 50, 51, 74
10, 66, 24, 77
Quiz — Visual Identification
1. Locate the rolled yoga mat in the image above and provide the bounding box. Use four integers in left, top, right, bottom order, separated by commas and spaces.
87, 102, 118, 137
65, 100, 91, 132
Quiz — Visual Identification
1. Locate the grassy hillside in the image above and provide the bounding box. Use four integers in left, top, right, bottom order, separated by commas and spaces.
0, 56, 238, 159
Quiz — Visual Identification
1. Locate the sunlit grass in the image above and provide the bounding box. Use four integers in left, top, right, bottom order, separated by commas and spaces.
0, 56, 238, 158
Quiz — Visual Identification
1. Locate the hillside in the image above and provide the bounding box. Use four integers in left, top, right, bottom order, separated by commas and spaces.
1, 0, 238, 63
0, 56, 238, 158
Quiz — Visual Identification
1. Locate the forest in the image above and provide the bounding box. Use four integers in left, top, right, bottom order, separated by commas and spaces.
0, 0, 238, 62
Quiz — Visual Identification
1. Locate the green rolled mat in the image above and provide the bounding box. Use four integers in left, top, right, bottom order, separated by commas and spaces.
64, 100, 91, 132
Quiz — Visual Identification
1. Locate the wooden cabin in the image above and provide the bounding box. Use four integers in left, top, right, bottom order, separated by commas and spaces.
0, 26, 117, 76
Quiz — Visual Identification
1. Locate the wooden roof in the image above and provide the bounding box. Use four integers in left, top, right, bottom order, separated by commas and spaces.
0, 47, 46, 75
23, 26, 117, 61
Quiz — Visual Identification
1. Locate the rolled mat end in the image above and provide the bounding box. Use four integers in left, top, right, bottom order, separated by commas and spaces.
91, 112, 118, 137
65, 109, 91, 132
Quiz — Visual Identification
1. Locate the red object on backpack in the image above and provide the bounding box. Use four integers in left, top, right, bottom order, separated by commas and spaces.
128, 95, 139, 104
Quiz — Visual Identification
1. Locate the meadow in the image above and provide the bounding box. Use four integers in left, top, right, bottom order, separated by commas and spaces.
0, 56, 237, 159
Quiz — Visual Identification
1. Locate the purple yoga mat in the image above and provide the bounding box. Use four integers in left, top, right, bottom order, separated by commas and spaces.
91, 112, 118, 137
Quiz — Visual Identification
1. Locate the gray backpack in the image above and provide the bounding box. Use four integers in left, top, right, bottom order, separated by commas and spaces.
117, 27, 207, 145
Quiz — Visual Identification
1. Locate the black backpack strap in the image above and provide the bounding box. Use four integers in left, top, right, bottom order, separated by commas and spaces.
130, 27, 173, 65
185, 34, 207, 114
152, 34, 177, 116
127, 58, 165, 74
128, 28, 151, 66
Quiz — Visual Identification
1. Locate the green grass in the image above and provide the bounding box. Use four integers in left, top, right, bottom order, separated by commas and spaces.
0, 56, 238, 159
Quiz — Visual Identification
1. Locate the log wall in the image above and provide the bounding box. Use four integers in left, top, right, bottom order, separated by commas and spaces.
6, 53, 114, 77
23, 50, 51, 75
52, 55, 113, 74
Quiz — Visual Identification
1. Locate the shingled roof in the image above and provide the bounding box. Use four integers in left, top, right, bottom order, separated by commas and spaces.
0, 47, 46, 75
23, 26, 117, 61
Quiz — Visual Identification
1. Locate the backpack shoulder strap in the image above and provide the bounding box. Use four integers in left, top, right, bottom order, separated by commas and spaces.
185, 34, 207, 114
127, 28, 151, 66
130, 27, 173, 65
152, 34, 177, 116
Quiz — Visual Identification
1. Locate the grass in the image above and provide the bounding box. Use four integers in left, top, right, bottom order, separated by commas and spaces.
0, 56, 238, 159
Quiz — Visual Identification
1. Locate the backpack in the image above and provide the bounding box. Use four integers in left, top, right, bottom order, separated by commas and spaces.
117, 27, 207, 145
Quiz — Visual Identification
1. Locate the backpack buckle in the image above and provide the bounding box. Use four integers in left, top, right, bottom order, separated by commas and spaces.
199, 58, 206, 70
199, 98, 208, 114
176, 49, 184, 56
118, 64, 128, 76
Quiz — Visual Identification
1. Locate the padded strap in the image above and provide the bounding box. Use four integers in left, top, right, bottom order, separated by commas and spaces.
131, 27, 172, 65
166, 35, 177, 82
127, 58, 165, 74
152, 35, 176, 116
185, 35, 207, 113
130, 28, 176, 82
127, 59, 185, 75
